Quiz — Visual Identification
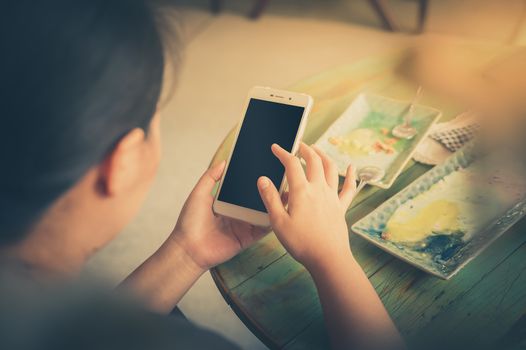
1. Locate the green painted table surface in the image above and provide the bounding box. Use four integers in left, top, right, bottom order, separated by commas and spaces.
210, 49, 526, 349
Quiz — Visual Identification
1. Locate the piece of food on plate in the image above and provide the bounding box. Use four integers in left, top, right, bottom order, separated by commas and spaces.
383, 158, 526, 247
329, 128, 399, 157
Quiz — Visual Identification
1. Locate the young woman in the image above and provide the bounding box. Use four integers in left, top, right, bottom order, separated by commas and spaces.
0, 1, 403, 349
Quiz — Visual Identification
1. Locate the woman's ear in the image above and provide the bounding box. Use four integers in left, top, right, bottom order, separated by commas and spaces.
99, 128, 147, 196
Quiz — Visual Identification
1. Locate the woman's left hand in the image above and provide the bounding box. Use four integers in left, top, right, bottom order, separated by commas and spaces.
171, 161, 269, 271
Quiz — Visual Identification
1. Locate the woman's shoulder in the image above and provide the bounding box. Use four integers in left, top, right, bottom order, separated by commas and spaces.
0, 262, 239, 350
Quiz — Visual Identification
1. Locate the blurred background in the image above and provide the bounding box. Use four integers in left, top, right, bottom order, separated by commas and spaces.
84, 1, 526, 348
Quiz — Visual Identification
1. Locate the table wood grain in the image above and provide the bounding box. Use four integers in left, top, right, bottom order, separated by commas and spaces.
209, 49, 526, 349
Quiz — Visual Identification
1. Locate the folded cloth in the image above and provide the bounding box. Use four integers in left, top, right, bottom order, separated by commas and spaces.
429, 123, 479, 152
413, 111, 479, 165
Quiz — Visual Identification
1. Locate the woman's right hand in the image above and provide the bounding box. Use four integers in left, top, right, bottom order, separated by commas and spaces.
259, 143, 405, 350
257, 142, 357, 271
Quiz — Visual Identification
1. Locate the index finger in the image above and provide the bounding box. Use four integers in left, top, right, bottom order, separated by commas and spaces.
271, 143, 307, 189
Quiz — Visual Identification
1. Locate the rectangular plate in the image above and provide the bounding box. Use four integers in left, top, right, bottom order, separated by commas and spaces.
315, 93, 441, 188
351, 144, 526, 279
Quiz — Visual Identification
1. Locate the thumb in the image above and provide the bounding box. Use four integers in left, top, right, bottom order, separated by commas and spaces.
192, 160, 226, 197
257, 176, 287, 225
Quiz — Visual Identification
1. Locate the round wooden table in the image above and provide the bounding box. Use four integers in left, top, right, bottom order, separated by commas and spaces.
209, 49, 526, 349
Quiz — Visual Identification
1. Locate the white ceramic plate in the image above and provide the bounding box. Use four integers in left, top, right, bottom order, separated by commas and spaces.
315, 93, 441, 188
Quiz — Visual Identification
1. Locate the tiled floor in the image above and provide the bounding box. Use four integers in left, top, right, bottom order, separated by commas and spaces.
84, 1, 526, 348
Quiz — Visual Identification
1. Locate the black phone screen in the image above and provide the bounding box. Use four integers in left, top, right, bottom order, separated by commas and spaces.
218, 98, 305, 213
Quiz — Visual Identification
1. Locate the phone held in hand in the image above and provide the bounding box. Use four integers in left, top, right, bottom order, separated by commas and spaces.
213, 86, 313, 227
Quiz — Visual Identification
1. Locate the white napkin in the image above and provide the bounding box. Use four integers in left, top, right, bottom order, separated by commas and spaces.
413, 112, 478, 165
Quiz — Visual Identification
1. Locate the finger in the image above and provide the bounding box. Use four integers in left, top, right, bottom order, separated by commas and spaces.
339, 164, 357, 209
257, 176, 287, 225
271, 144, 307, 189
299, 143, 324, 183
312, 145, 339, 189
192, 160, 226, 197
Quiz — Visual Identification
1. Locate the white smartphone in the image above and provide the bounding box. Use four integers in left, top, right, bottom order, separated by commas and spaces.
213, 86, 313, 227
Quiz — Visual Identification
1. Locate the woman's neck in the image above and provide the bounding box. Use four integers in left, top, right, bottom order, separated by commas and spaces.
1, 192, 111, 278
1, 227, 87, 278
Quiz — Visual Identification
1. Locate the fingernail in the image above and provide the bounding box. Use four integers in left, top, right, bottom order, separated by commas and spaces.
259, 177, 269, 189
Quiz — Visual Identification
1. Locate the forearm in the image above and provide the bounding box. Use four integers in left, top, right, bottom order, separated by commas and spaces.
119, 237, 205, 314
308, 252, 405, 350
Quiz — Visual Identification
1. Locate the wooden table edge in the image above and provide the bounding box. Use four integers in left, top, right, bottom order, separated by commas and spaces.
210, 266, 281, 350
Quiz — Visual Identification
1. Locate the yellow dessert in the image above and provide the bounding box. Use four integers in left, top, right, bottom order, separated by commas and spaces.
382, 156, 526, 245
382, 200, 461, 242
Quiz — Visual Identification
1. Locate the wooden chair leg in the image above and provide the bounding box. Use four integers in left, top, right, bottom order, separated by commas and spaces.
210, 0, 222, 15
417, 0, 429, 33
368, 0, 398, 32
249, 0, 270, 20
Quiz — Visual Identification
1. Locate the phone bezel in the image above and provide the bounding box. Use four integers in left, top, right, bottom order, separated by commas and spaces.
212, 86, 313, 227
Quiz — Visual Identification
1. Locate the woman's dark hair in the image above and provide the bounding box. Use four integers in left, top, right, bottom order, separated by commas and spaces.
0, 0, 168, 244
